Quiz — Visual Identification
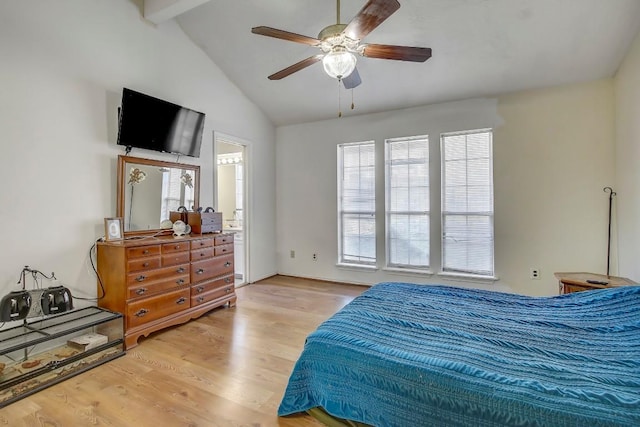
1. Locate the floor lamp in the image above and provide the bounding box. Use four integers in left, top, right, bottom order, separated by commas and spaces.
603, 186, 616, 277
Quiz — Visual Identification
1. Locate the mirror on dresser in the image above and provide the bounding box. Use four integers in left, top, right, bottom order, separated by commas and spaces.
117, 155, 200, 234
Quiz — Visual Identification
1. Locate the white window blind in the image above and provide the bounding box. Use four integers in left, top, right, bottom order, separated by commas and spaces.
441, 129, 494, 276
385, 136, 429, 269
160, 168, 195, 222
338, 142, 376, 265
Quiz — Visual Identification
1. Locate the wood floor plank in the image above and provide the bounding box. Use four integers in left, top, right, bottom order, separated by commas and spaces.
1, 275, 367, 426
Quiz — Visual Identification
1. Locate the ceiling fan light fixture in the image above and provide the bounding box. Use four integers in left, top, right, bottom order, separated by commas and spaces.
322, 48, 357, 80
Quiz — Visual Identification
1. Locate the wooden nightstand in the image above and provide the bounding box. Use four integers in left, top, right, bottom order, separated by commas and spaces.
554, 272, 636, 294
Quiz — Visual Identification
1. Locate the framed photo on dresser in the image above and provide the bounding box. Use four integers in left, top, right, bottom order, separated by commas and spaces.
104, 217, 124, 241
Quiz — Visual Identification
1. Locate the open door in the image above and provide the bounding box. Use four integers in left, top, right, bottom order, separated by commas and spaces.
215, 134, 248, 286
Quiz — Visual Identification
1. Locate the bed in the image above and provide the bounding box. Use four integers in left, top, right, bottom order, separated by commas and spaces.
278, 282, 640, 426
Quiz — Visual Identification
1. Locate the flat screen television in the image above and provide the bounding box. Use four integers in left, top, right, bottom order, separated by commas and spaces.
117, 88, 205, 158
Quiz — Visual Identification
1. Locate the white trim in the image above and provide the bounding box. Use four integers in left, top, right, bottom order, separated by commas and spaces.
382, 267, 434, 276
336, 263, 378, 272
214, 131, 251, 284
437, 271, 499, 283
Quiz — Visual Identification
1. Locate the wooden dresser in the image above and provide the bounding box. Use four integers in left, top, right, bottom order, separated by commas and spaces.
97, 233, 236, 349
555, 272, 636, 294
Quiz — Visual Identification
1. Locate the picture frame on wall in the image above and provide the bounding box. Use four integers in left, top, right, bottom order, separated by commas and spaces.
104, 217, 124, 241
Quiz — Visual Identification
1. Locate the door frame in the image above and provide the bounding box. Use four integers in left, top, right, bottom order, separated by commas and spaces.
213, 131, 252, 285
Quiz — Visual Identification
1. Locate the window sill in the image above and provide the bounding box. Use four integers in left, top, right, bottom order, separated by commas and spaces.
437, 271, 499, 283
336, 263, 378, 272
382, 267, 433, 276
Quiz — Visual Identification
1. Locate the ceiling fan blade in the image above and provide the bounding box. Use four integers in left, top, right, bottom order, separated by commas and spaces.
343, 0, 401, 40
342, 67, 362, 89
362, 44, 432, 62
268, 55, 324, 80
251, 26, 320, 46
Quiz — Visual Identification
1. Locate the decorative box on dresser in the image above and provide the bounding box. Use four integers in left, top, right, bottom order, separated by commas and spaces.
97, 233, 236, 349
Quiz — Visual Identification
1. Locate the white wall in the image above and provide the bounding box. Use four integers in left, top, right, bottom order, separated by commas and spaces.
276, 80, 615, 296
615, 30, 640, 283
0, 0, 276, 301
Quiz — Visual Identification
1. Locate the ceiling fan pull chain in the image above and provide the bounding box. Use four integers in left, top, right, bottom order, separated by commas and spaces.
337, 0, 341, 24
351, 89, 355, 110
338, 79, 342, 118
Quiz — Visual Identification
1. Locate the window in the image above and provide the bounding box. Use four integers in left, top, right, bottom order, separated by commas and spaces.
160, 168, 195, 222
385, 136, 430, 269
338, 142, 376, 265
441, 129, 494, 276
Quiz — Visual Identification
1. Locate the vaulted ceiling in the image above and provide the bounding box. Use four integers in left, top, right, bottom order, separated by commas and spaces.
145, 0, 640, 126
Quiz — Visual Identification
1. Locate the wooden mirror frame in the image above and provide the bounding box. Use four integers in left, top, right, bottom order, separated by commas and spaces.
116, 155, 200, 236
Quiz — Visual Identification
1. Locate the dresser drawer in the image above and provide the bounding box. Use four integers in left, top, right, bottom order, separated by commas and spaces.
192, 238, 214, 249
162, 241, 190, 254
191, 275, 234, 296
127, 257, 161, 273
214, 235, 234, 246
162, 251, 190, 267
127, 288, 191, 329
191, 254, 234, 282
191, 282, 234, 307
191, 247, 214, 261
563, 284, 590, 294
128, 274, 190, 299
126, 245, 161, 259
126, 264, 189, 286
214, 244, 233, 256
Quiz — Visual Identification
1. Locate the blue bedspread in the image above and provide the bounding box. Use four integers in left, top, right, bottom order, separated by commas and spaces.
278, 283, 640, 426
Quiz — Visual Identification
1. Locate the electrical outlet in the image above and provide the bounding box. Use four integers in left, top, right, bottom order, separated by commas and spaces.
312, 253, 317, 261
290, 250, 295, 259
530, 268, 540, 280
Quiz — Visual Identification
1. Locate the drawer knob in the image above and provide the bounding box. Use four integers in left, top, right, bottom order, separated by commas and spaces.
136, 288, 147, 295
136, 275, 147, 282
135, 309, 149, 317
222, 248, 227, 252
196, 286, 205, 293
175, 245, 181, 250
200, 253, 205, 257
225, 288, 232, 293
197, 296, 204, 303
176, 297, 186, 305
222, 239, 227, 243
177, 267, 185, 273
143, 262, 150, 267
224, 277, 232, 284
177, 279, 185, 285
196, 268, 205, 275
143, 249, 149, 255
224, 262, 231, 267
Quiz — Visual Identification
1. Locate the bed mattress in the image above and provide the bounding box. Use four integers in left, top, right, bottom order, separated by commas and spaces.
278, 282, 640, 426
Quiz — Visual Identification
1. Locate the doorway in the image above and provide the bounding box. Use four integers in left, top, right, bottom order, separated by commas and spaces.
215, 134, 248, 286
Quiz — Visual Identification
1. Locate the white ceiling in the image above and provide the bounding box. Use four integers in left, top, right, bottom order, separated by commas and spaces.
171, 0, 640, 126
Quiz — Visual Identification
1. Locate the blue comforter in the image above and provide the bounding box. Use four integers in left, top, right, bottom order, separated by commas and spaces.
278, 283, 640, 426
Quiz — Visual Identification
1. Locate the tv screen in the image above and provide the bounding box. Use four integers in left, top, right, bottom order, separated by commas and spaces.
117, 88, 205, 158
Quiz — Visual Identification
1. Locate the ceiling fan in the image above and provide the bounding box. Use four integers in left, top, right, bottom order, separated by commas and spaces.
251, 0, 432, 90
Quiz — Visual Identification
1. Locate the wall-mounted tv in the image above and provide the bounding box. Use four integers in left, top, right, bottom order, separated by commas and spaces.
117, 88, 205, 158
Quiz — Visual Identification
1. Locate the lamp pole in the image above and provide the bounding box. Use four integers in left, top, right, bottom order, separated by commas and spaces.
603, 187, 616, 277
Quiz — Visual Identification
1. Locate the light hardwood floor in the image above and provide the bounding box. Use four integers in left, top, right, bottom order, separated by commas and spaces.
1, 275, 367, 426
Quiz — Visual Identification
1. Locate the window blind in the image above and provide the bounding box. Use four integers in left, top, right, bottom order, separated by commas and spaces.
385, 136, 429, 269
441, 130, 494, 276
338, 142, 376, 265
